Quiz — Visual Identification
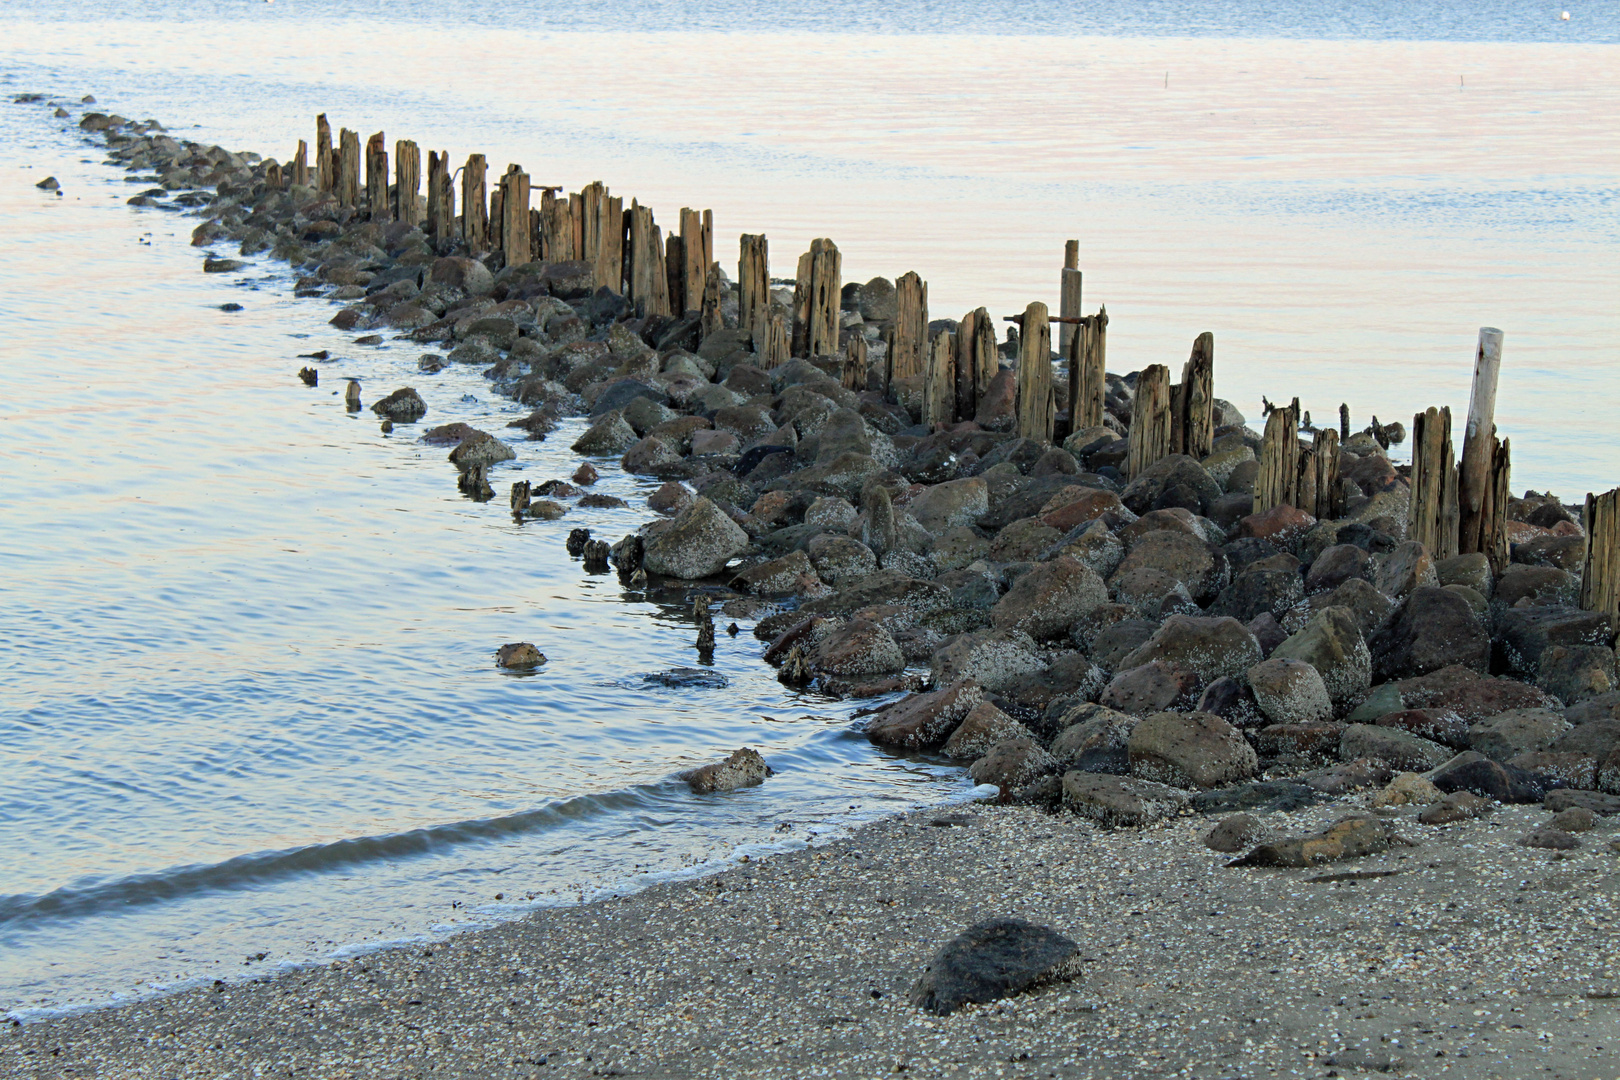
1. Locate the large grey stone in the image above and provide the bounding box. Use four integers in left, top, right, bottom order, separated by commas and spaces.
642, 496, 750, 579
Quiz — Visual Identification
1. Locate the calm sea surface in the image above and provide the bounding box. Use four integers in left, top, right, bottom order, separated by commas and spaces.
1, 0, 1616, 1015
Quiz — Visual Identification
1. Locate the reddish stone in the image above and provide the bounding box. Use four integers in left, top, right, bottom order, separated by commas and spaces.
1236, 504, 1317, 546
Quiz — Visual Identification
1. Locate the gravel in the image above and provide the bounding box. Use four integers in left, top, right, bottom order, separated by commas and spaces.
6, 796, 1617, 1078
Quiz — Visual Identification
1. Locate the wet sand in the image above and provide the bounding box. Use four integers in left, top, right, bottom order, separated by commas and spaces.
5, 796, 1616, 1079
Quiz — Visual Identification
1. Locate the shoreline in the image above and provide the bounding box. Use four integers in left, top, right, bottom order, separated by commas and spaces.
7, 92, 1620, 1073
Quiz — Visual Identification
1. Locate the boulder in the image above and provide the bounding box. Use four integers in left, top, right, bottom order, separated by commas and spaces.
1373, 540, 1436, 598
1369, 587, 1489, 680
908, 918, 1079, 1016
1209, 565, 1303, 622
1435, 553, 1492, 596
1204, 814, 1265, 853
989, 555, 1108, 641
1251, 723, 1342, 762
1397, 667, 1562, 721
1062, 772, 1189, 827
1049, 705, 1139, 773
1520, 828, 1580, 850
1338, 723, 1452, 772
864, 679, 985, 749
371, 386, 427, 422
1247, 658, 1334, 725
1373, 708, 1471, 749
909, 477, 989, 532
1269, 606, 1372, 712
571, 411, 639, 455
1495, 605, 1613, 676
1120, 455, 1221, 516
1305, 544, 1372, 593
730, 550, 816, 595
1128, 711, 1257, 789
969, 738, 1061, 792
642, 496, 750, 579
683, 747, 771, 794
1371, 771, 1444, 807
1099, 660, 1202, 715
1235, 504, 1316, 549
806, 535, 878, 585
1229, 815, 1403, 868
1418, 790, 1492, 825
1427, 751, 1552, 803
1469, 708, 1571, 762
1537, 644, 1618, 704
621, 435, 683, 475
1114, 615, 1262, 684
930, 628, 1046, 692
495, 642, 546, 669
1494, 564, 1578, 609
943, 702, 1033, 761
447, 431, 515, 472
1113, 530, 1225, 604
810, 619, 904, 675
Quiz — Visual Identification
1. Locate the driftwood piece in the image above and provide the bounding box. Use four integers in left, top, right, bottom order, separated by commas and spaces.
1410, 406, 1459, 560
1014, 302, 1054, 445
395, 140, 421, 226
337, 128, 360, 208
292, 140, 308, 187
1254, 403, 1300, 514
461, 154, 488, 253
1058, 265, 1082, 358
890, 271, 929, 384
844, 334, 868, 390
1127, 364, 1173, 479
738, 233, 769, 344
1459, 327, 1505, 559
315, 115, 332, 193
499, 165, 531, 266
365, 132, 388, 222
1174, 332, 1214, 460
1581, 486, 1618, 628
923, 331, 956, 428
680, 208, 713, 316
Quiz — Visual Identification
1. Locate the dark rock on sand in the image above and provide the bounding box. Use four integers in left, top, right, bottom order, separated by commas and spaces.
1127, 711, 1256, 789
1370, 587, 1489, 680
1427, 751, 1554, 804
865, 679, 985, 750
1062, 772, 1189, 827
1203, 813, 1264, 853
908, 918, 1079, 1016
1229, 815, 1405, 867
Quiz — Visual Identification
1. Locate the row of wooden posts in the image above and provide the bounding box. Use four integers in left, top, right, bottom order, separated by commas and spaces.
262, 116, 1618, 629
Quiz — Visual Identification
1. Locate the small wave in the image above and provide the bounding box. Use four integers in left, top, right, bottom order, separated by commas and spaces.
0, 785, 674, 930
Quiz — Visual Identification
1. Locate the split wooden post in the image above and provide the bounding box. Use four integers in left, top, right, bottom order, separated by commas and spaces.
395, 140, 421, 226
664, 235, 684, 312
1254, 403, 1300, 513
923, 331, 957, 428
315, 115, 332, 193
1409, 406, 1459, 560
365, 132, 388, 221
499, 165, 531, 266
461, 154, 488, 253
427, 151, 453, 249
1058, 250, 1082, 358
1307, 428, 1343, 520
738, 234, 769, 344
680, 208, 712, 315
545, 192, 575, 261
292, 140, 309, 187
1481, 435, 1512, 574
761, 311, 790, 369
579, 182, 604, 267
889, 271, 929, 385
1339, 404, 1350, 442
1127, 364, 1173, 478
264, 161, 284, 190
700, 262, 723, 340
1015, 302, 1054, 445
337, 128, 360, 207
955, 308, 997, 422
1073, 306, 1108, 430
1459, 327, 1505, 559
1580, 487, 1620, 627
596, 193, 624, 293
792, 239, 841, 358
844, 334, 867, 389
1174, 331, 1214, 459
627, 202, 671, 318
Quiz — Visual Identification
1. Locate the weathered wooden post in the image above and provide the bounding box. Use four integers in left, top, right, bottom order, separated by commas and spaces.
1127, 364, 1173, 478
889, 271, 928, 384
738, 234, 769, 343
338, 128, 360, 207
579, 183, 603, 267
1581, 487, 1618, 627
264, 161, 284, 190
1459, 327, 1505, 558
1072, 306, 1108, 430
315, 115, 332, 193
665, 235, 685, 312
292, 140, 309, 187
365, 132, 388, 221
954, 309, 980, 421
627, 202, 671, 317
1254, 403, 1300, 513
497, 165, 531, 265
1339, 403, 1350, 442
546, 192, 575, 261
1480, 435, 1511, 574
597, 193, 624, 292
791, 239, 841, 358
395, 140, 421, 226
700, 262, 723, 340
1306, 428, 1342, 520
1409, 406, 1459, 559
1015, 302, 1054, 445
761, 311, 790, 369
461, 154, 488, 252
680, 208, 713, 316
1058, 240, 1082, 358
923, 331, 956, 428
427, 152, 454, 249
1173, 331, 1214, 459
844, 334, 867, 389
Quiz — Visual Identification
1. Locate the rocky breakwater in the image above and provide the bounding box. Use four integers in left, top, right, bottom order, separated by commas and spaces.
65, 104, 1620, 870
